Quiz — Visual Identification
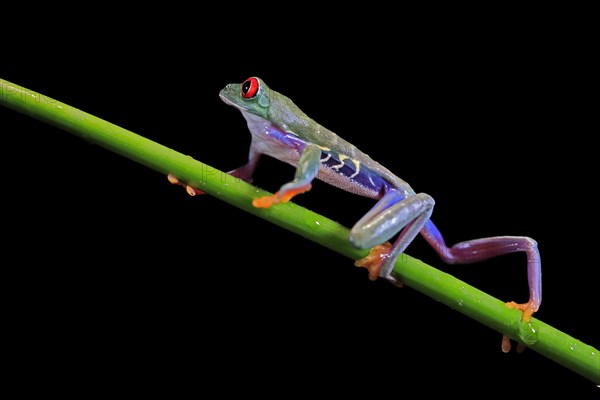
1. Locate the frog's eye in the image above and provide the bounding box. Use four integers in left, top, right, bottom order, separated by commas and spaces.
241, 77, 260, 99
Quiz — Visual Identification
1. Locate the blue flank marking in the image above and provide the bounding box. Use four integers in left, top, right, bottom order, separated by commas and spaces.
320, 151, 390, 195
265, 126, 307, 149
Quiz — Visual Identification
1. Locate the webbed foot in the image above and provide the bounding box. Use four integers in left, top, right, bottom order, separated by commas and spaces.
505, 300, 537, 322
354, 242, 402, 286
501, 300, 539, 353
252, 184, 312, 208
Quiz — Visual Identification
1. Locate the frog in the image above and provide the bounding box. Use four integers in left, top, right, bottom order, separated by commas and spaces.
169, 76, 541, 326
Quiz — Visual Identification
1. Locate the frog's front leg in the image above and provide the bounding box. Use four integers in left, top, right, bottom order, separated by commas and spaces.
350, 190, 435, 284
253, 144, 321, 208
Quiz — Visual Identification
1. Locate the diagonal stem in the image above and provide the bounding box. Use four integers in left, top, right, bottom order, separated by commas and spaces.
1, 77, 598, 384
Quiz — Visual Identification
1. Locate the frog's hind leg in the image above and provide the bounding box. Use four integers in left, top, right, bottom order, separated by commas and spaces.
421, 219, 541, 353
420, 219, 541, 323
351, 190, 435, 285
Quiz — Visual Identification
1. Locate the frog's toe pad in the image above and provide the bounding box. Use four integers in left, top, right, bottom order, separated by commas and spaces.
354, 242, 392, 281
167, 174, 205, 196
185, 186, 199, 196
167, 174, 180, 185
501, 335, 511, 353
501, 335, 528, 353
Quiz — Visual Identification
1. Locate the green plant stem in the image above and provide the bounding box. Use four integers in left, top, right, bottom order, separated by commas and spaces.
1, 77, 598, 384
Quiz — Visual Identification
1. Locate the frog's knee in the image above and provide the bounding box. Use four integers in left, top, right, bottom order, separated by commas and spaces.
349, 229, 378, 249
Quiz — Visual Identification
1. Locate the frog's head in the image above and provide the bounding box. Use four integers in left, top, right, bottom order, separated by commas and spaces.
219, 77, 271, 119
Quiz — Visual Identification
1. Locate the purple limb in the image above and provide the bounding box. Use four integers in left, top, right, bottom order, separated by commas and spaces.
227, 147, 262, 183
420, 219, 541, 319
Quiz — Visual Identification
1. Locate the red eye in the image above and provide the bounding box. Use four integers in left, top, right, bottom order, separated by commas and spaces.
241, 77, 259, 99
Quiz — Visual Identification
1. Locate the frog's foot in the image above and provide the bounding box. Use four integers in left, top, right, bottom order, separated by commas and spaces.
167, 174, 205, 196
252, 184, 312, 208
354, 242, 402, 286
501, 301, 537, 353
354, 243, 390, 281
505, 300, 537, 322
501, 335, 527, 354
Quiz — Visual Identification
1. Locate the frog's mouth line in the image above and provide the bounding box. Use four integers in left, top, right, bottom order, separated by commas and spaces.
218, 93, 233, 105
219, 93, 246, 111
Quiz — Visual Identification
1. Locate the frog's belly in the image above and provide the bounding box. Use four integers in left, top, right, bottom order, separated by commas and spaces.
317, 164, 386, 199
259, 141, 302, 166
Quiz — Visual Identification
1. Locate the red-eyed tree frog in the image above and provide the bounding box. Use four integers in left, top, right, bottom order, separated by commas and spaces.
169, 76, 541, 330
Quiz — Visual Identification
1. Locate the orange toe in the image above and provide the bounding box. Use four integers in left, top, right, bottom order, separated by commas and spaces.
501, 335, 512, 353
167, 174, 180, 185
168, 174, 205, 196
253, 195, 279, 208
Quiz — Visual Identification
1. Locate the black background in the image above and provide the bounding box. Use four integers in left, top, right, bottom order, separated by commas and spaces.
2, 8, 598, 397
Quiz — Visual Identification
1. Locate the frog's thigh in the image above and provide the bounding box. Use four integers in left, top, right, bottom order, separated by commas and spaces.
350, 192, 434, 249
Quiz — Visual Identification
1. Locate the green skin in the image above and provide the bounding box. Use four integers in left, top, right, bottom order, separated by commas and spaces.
218, 77, 541, 323
218, 77, 413, 196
